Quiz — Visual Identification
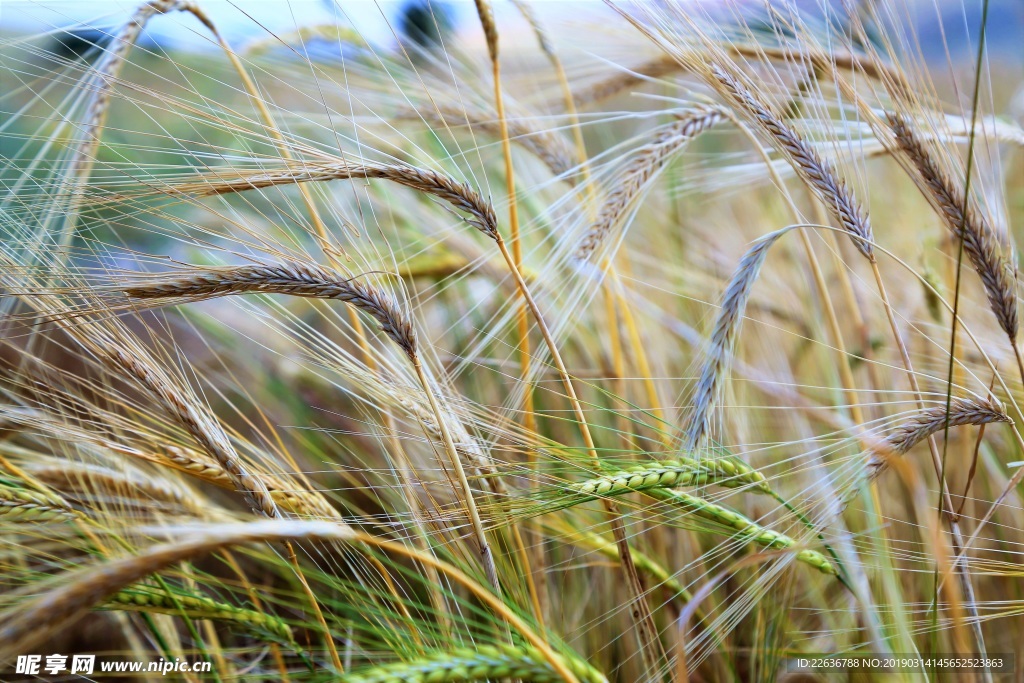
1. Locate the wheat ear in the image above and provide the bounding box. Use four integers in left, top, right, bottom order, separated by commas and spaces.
121, 262, 501, 595
573, 47, 899, 109
887, 113, 1018, 342
646, 489, 836, 576
102, 585, 294, 643
685, 228, 787, 451
105, 348, 280, 519
706, 63, 873, 259
122, 263, 417, 359
58, 0, 191, 243
558, 458, 771, 507
865, 398, 1011, 481
576, 107, 725, 262
161, 160, 498, 239
338, 644, 607, 683
0, 520, 580, 683
25, 462, 207, 518
0, 485, 79, 522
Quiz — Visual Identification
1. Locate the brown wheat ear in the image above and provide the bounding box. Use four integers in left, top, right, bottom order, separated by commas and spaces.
865, 397, 1011, 481
154, 160, 499, 240
576, 106, 725, 262
708, 63, 874, 260
122, 262, 417, 360
887, 112, 1018, 342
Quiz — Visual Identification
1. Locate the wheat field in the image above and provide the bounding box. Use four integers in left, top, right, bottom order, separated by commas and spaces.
1, 1, 1023, 681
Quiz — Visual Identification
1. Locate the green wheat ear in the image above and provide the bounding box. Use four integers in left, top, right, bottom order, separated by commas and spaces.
646, 488, 837, 576
100, 585, 295, 645
338, 644, 607, 683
